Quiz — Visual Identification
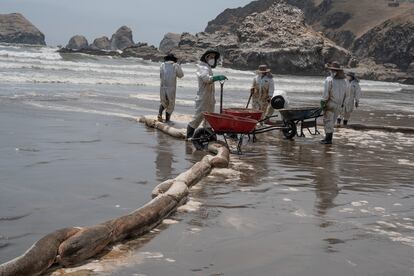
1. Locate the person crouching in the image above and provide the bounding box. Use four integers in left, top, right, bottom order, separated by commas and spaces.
158, 53, 184, 122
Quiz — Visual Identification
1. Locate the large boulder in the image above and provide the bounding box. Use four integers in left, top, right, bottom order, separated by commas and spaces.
212, 3, 350, 74
169, 2, 351, 75
90, 36, 111, 50
204, 0, 317, 33
110, 26, 134, 50
66, 35, 89, 50
0, 13, 45, 45
159, 32, 181, 53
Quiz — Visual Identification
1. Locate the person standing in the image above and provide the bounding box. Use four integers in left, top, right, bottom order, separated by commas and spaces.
320, 62, 347, 144
250, 65, 275, 120
158, 53, 184, 122
337, 71, 362, 125
186, 50, 227, 139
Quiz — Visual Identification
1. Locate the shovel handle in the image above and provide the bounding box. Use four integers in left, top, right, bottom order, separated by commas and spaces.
246, 94, 252, 109
220, 82, 224, 114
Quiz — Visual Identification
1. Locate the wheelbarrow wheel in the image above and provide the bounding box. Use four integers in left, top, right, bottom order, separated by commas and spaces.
192, 128, 217, 150
282, 121, 297, 139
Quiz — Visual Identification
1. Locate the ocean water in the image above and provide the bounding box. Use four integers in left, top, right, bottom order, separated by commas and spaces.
0, 44, 413, 275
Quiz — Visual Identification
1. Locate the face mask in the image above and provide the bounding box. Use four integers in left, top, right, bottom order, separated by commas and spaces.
208, 59, 215, 66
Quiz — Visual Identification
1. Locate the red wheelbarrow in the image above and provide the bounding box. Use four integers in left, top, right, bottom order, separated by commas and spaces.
190, 81, 318, 154
192, 110, 294, 154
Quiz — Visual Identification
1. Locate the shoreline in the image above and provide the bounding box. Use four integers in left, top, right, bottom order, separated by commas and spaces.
56, 46, 414, 85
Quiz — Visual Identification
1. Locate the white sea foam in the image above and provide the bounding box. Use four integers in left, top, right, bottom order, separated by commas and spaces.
24, 101, 150, 119
177, 198, 202, 212
0, 47, 61, 60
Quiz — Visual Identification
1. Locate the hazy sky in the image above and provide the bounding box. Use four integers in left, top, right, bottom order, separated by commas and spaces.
0, 0, 253, 46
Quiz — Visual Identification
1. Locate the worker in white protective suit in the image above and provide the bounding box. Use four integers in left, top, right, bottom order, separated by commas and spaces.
337, 71, 362, 125
320, 61, 347, 144
186, 50, 227, 139
250, 65, 275, 120
158, 53, 184, 122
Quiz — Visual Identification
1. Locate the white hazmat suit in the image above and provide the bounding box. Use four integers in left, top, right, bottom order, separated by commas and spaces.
322, 76, 347, 134
340, 79, 361, 121
160, 61, 184, 114
188, 61, 215, 129
251, 74, 275, 118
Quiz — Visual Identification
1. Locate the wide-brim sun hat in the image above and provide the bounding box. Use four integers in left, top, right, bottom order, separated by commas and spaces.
164, 53, 178, 63
326, 61, 344, 71
346, 71, 356, 78
346, 71, 359, 81
200, 49, 220, 63
257, 64, 271, 73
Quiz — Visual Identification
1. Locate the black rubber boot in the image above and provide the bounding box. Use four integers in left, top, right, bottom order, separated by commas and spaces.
320, 133, 333, 144
337, 118, 342, 125
165, 112, 171, 122
158, 105, 165, 122
343, 120, 348, 126
186, 125, 195, 139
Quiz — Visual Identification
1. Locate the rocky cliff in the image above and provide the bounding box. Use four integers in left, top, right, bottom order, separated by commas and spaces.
201, 0, 413, 82
352, 15, 414, 71
171, 2, 351, 75
0, 13, 45, 45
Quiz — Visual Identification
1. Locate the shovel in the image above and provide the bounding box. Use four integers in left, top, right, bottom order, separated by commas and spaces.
246, 94, 253, 108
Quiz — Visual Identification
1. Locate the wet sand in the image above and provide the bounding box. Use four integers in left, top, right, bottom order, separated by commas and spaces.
1, 45, 413, 275
0, 103, 193, 263
49, 128, 414, 276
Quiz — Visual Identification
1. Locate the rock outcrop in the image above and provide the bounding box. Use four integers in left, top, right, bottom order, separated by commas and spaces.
66, 35, 88, 50
110, 26, 134, 50
159, 32, 181, 53
0, 13, 45, 45
121, 43, 165, 61
354, 58, 414, 85
91, 36, 111, 50
62, 26, 135, 52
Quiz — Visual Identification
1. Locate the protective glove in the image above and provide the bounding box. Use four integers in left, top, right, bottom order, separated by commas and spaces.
212, 75, 228, 82
355, 101, 359, 108
320, 100, 327, 110
250, 88, 255, 95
